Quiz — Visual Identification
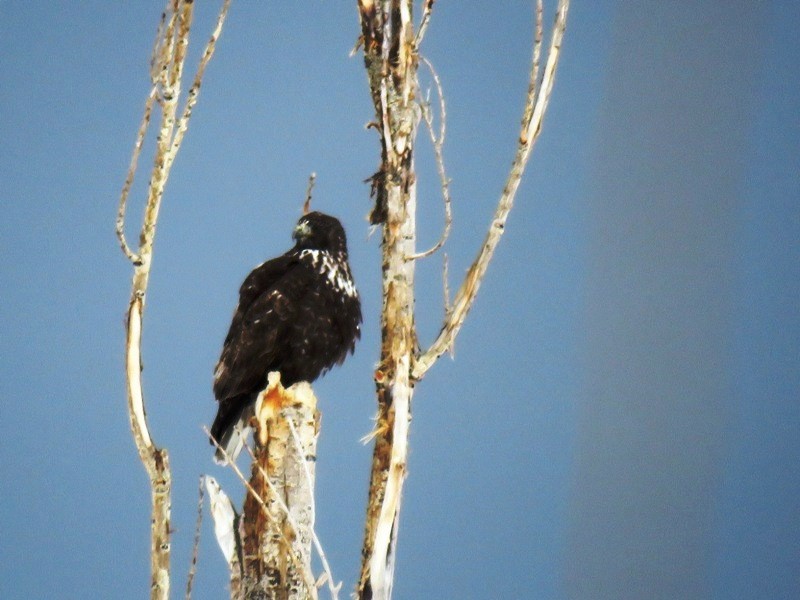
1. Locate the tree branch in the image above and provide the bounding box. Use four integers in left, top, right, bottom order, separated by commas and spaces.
116, 85, 156, 264
407, 56, 451, 260
205, 476, 242, 598
118, 2, 231, 597
357, 2, 419, 598
414, 0, 435, 48
412, 0, 569, 381
185, 476, 205, 600
125, 293, 171, 599
165, 0, 232, 175
356, 2, 569, 598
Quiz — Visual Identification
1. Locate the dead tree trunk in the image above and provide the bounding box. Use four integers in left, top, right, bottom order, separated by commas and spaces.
240, 375, 320, 600
356, 2, 419, 598
208, 373, 330, 600
355, 2, 570, 598
119, 3, 568, 599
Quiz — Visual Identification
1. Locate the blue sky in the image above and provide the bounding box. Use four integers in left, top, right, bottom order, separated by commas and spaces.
1, 2, 798, 599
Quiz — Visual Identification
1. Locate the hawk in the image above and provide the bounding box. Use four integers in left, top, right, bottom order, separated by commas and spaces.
210, 211, 362, 463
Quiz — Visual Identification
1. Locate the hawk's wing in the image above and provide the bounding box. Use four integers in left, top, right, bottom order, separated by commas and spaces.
213, 252, 308, 400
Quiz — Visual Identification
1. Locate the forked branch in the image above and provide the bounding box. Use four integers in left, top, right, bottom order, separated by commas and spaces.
118, 2, 231, 598
355, 5, 568, 597
412, 0, 569, 380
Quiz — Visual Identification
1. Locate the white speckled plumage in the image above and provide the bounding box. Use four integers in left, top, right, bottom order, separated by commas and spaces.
210, 212, 362, 463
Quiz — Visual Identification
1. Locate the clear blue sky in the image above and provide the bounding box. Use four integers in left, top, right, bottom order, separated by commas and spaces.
1, 2, 798, 599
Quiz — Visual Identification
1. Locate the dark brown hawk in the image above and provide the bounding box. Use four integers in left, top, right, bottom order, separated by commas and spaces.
210, 211, 361, 463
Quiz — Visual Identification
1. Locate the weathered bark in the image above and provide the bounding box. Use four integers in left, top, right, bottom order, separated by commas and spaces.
355, 2, 570, 598
206, 476, 243, 598
125, 295, 172, 599
240, 374, 320, 600
117, 2, 231, 598
356, 2, 419, 598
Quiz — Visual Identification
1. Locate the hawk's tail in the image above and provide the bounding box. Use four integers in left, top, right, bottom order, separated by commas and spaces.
210, 394, 254, 465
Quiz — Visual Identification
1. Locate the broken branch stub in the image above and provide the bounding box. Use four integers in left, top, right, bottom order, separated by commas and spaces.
241, 373, 320, 600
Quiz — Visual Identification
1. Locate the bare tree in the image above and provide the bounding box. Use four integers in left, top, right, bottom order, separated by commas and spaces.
207, 375, 338, 599
118, 2, 568, 599
354, 1, 569, 598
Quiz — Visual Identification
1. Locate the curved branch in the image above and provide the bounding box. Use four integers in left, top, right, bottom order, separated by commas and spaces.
125, 294, 171, 599
118, 2, 231, 598
408, 56, 452, 260
412, 0, 569, 381
116, 85, 156, 264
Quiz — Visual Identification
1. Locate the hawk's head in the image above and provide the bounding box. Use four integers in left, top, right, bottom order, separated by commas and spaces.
293, 211, 349, 254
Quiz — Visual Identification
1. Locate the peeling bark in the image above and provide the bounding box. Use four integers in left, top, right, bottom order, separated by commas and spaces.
355, 2, 570, 598
356, 2, 418, 598
240, 374, 320, 600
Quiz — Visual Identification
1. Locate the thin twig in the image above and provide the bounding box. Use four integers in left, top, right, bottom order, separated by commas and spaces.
116, 85, 156, 264
414, 0, 436, 48
169, 1, 194, 101
287, 419, 342, 600
534, 0, 544, 87
135, 3, 188, 281
165, 0, 232, 174
185, 476, 205, 600
412, 0, 570, 381
442, 252, 454, 358
116, 0, 174, 265
155, 1, 181, 96
426, 56, 446, 145
303, 172, 317, 214
442, 252, 451, 317
408, 56, 451, 260
150, 4, 169, 83
205, 427, 319, 598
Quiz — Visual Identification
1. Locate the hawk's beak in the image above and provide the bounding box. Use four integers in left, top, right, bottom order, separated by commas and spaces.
293, 221, 311, 242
